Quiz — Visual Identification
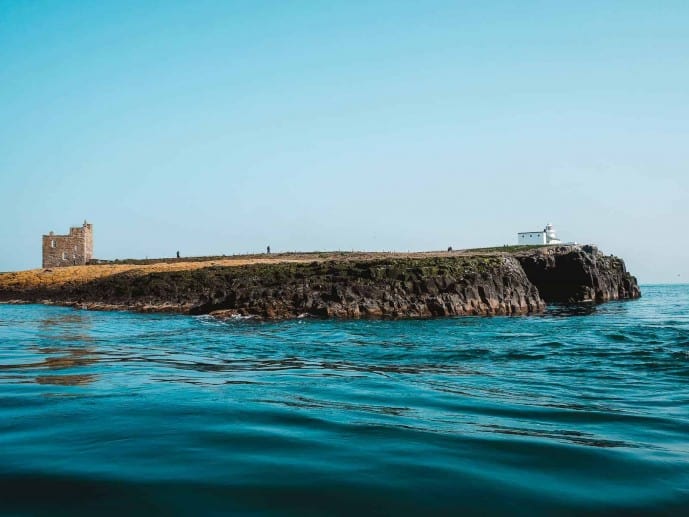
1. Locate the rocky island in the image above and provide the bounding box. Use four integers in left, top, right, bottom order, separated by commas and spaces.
0, 246, 640, 319
0, 245, 640, 319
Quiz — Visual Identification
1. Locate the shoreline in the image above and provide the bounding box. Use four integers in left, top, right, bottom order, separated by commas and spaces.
0, 246, 640, 320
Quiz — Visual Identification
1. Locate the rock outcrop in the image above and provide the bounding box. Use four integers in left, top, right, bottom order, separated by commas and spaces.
1, 256, 543, 319
515, 245, 641, 303
0, 246, 640, 319
188, 256, 545, 319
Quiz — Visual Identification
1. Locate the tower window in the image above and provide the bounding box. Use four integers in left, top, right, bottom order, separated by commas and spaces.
51, 240, 56, 248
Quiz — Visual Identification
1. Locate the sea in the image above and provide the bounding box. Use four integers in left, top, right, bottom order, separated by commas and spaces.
1, 285, 688, 515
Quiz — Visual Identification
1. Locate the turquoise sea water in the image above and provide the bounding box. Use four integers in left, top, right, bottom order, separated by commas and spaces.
1, 285, 688, 515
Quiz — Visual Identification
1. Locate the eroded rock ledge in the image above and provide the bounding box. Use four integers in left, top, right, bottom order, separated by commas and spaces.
0, 246, 640, 319
515, 245, 641, 303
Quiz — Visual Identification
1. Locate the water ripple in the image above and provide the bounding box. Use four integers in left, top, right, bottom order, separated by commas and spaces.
1, 285, 689, 514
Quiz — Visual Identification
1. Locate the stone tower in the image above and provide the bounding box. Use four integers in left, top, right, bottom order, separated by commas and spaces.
42, 221, 93, 268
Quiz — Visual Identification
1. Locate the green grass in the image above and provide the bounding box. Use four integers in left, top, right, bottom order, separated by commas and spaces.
462, 245, 549, 253
88, 251, 355, 266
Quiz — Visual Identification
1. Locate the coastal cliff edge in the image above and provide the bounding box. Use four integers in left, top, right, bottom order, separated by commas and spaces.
0, 246, 640, 319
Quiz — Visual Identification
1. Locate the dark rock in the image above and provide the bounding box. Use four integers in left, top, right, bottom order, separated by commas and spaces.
0, 246, 640, 319
515, 245, 641, 303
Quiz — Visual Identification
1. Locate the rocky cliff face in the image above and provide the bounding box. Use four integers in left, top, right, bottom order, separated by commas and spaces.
515, 245, 641, 303
0, 246, 640, 319
10, 256, 544, 319
189, 256, 545, 319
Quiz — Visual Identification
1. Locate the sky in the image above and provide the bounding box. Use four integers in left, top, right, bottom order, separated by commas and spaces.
1, 1, 687, 283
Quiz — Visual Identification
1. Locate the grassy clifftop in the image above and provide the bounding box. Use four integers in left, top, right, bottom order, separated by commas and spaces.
0, 249, 533, 292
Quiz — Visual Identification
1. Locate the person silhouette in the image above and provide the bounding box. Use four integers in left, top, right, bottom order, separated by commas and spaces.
266, 246, 271, 254
176, 251, 180, 259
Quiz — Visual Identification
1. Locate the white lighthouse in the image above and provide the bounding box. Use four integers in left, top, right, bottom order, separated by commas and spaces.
518, 223, 562, 245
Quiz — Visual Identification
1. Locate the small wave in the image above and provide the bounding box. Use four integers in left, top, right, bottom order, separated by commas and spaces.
192, 314, 223, 324
194, 313, 257, 324
605, 332, 631, 342
501, 351, 547, 360
479, 423, 636, 448
226, 314, 256, 321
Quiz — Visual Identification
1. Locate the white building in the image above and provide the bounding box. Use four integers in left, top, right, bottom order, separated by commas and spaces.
518, 223, 562, 245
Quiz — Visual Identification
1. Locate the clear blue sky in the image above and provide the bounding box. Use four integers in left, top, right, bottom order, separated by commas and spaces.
1, 1, 687, 283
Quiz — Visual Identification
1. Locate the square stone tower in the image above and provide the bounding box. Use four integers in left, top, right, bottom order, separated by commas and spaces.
42, 221, 93, 268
